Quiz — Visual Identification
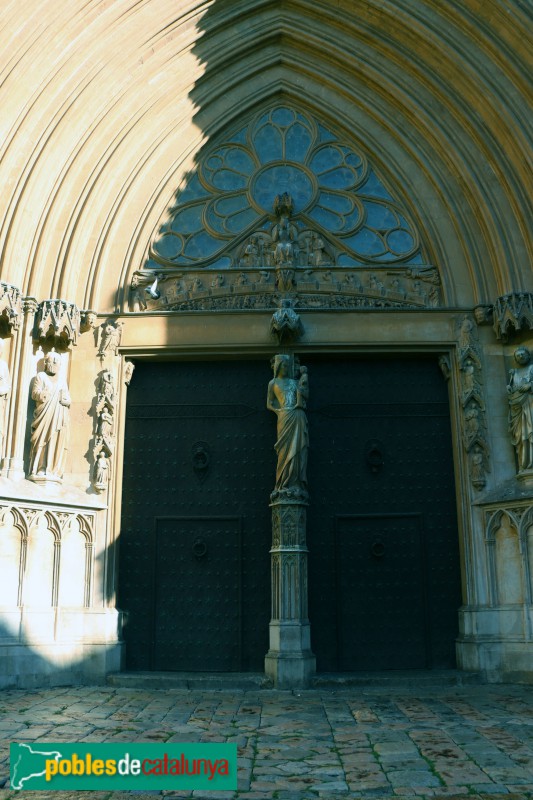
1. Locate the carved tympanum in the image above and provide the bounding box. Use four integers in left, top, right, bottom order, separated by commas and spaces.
267, 355, 309, 500
507, 346, 533, 474
28, 351, 71, 482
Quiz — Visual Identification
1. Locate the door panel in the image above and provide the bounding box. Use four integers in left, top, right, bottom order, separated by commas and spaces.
154, 517, 241, 671
306, 356, 461, 671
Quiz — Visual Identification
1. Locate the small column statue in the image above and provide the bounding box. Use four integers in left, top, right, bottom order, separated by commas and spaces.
265, 354, 315, 688
28, 351, 71, 483
507, 346, 533, 477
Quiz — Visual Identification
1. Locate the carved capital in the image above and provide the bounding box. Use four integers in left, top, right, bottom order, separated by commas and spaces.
35, 299, 81, 347
23, 297, 39, 316
0, 282, 23, 333
493, 292, 533, 341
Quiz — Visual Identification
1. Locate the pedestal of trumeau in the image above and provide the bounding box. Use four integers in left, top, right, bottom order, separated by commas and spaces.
264, 489, 316, 688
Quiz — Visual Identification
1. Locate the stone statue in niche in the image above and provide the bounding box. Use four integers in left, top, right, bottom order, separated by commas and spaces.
272, 193, 298, 267
28, 351, 71, 481
311, 233, 327, 266
98, 322, 122, 357
507, 346, 533, 473
0, 339, 11, 456
267, 355, 309, 496
93, 452, 109, 492
241, 236, 259, 267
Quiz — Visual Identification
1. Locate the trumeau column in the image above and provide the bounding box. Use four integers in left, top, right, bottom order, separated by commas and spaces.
265, 353, 315, 688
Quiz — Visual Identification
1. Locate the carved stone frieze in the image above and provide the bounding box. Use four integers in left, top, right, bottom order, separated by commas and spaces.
0, 503, 95, 607
493, 292, 533, 341
0, 282, 23, 333
35, 299, 81, 348
456, 314, 490, 490
129, 265, 440, 314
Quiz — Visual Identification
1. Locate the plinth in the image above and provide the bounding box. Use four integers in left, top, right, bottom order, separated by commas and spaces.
264, 488, 316, 688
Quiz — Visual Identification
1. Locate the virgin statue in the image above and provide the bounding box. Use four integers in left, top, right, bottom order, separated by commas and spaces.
267, 355, 309, 493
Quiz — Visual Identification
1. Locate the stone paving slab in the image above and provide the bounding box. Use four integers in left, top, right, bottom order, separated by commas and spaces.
0, 684, 533, 798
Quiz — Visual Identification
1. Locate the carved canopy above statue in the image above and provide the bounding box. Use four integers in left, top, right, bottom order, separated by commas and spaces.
132, 105, 442, 312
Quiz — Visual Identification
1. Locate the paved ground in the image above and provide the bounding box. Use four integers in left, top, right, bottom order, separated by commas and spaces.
1, 683, 533, 799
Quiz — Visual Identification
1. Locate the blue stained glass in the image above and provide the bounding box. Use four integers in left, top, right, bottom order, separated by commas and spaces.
317, 124, 336, 143
338, 254, 364, 267
345, 152, 363, 169
309, 146, 342, 173
387, 229, 415, 255
176, 173, 211, 203
405, 253, 423, 265
184, 231, 221, 258
252, 165, 314, 212
154, 233, 183, 259
225, 208, 259, 233
205, 154, 224, 173
210, 169, 248, 191
318, 167, 356, 190
345, 228, 386, 256
255, 123, 283, 163
205, 208, 228, 235
359, 170, 394, 200
271, 107, 295, 126
224, 147, 255, 174
170, 204, 204, 234
208, 257, 232, 270
339, 207, 363, 233
213, 194, 249, 215
285, 123, 313, 162
364, 202, 399, 230
317, 191, 353, 214
233, 129, 247, 144
308, 205, 344, 232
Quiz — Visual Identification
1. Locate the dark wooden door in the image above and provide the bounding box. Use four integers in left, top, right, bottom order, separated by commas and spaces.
306, 355, 461, 671
119, 360, 274, 671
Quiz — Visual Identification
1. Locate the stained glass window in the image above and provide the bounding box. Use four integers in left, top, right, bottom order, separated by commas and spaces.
149, 106, 423, 269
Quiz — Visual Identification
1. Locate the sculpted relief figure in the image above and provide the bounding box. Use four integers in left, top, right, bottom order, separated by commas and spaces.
29, 351, 71, 481
507, 346, 533, 472
267, 355, 309, 495
0, 339, 11, 456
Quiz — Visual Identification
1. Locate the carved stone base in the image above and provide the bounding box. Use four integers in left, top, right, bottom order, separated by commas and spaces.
28, 473, 63, 490
517, 469, 533, 486
265, 621, 316, 688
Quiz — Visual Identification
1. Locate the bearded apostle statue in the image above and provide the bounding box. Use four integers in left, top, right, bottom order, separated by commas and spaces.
28, 351, 71, 482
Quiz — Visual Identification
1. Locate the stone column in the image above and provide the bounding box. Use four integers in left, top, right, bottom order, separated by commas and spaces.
265, 492, 315, 688
2, 297, 37, 480
264, 353, 315, 688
